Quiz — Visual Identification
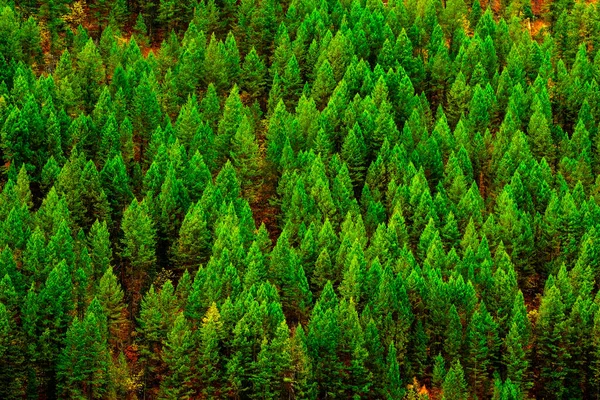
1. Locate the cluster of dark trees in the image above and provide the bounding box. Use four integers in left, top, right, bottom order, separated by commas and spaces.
1, 0, 600, 398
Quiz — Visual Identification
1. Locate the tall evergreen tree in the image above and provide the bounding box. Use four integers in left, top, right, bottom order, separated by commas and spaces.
120, 197, 156, 310
56, 309, 112, 399
442, 359, 468, 400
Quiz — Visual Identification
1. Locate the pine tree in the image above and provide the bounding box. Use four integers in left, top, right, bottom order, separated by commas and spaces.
101, 154, 133, 230
27, 261, 74, 394
22, 226, 47, 285
55, 149, 87, 228
433, 353, 447, 388
120, 197, 156, 309
1, 108, 32, 171
230, 114, 261, 198
77, 39, 106, 113
132, 75, 162, 165
241, 47, 267, 102
159, 313, 196, 399
250, 320, 293, 399
216, 85, 243, 163
87, 220, 111, 281
204, 34, 228, 92
157, 164, 191, 245
384, 342, 405, 399
503, 321, 528, 395
446, 72, 470, 128
341, 124, 367, 190
157, 0, 194, 31
466, 302, 499, 397
57, 309, 112, 399
41, 156, 61, 195
97, 266, 126, 348
536, 284, 569, 398
198, 302, 223, 397
528, 104, 555, 164
266, 100, 292, 169
185, 151, 212, 203
224, 31, 241, 83
289, 326, 315, 399
591, 306, 600, 397
444, 304, 463, 361
171, 202, 211, 270
137, 281, 180, 390
282, 54, 303, 109
46, 220, 75, 269
442, 359, 468, 400
46, 111, 65, 164
80, 160, 111, 229
311, 60, 337, 109
0, 292, 25, 399
307, 291, 343, 398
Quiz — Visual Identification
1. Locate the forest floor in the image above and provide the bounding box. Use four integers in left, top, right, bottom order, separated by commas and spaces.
250, 176, 281, 243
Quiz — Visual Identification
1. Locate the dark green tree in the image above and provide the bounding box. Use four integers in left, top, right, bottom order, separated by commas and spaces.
56, 309, 112, 399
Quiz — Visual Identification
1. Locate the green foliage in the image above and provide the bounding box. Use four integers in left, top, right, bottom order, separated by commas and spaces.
158, 313, 196, 398
97, 266, 126, 347
442, 359, 468, 400
1, 1, 600, 398
57, 308, 112, 399
120, 197, 156, 309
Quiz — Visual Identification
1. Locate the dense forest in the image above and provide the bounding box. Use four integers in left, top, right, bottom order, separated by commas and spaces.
1, 0, 600, 398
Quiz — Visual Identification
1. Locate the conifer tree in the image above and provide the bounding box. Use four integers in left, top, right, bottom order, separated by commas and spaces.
101, 154, 133, 229
204, 34, 229, 92
341, 124, 367, 190
171, 202, 211, 270
384, 342, 405, 399
230, 114, 261, 198
132, 76, 162, 165
77, 39, 106, 113
266, 101, 292, 169
0, 291, 25, 399
446, 72, 470, 128
25, 261, 74, 395
157, 164, 191, 245
97, 266, 126, 348
251, 320, 293, 399
444, 304, 463, 361
590, 307, 600, 397
528, 105, 555, 164
80, 160, 111, 229
433, 353, 447, 388
57, 308, 112, 399
241, 47, 267, 102
307, 287, 343, 398
198, 302, 223, 397
442, 359, 468, 400
312, 60, 337, 110
120, 197, 156, 306
536, 284, 569, 398
159, 313, 196, 399
1, 1, 600, 398
1, 108, 32, 171
466, 302, 499, 397
216, 85, 243, 163
137, 281, 180, 390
